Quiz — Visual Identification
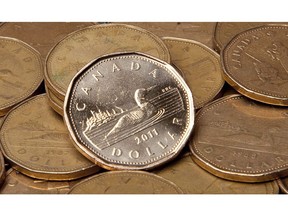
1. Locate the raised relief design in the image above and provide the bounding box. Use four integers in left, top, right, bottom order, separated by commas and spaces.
83, 86, 185, 150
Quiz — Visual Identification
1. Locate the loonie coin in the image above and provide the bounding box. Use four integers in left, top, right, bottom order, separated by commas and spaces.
45, 23, 171, 102
0, 169, 81, 194
162, 37, 224, 109
0, 22, 94, 61
189, 94, 288, 182
64, 52, 194, 170
0, 36, 43, 116
68, 171, 183, 194
153, 153, 279, 194
222, 25, 288, 106
46, 85, 64, 116
0, 150, 5, 186
122, 22, 216, 48
0, 94, 101, 180
277, 178, 288, 194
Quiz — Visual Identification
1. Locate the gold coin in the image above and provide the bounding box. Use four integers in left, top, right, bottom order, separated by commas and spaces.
221, 25, 288, 106
0, 150, 5, 186
189, 94, 288, 182
121, 22, 216, 48
0, 94, 100, 180
153, 153, 279, 194
0, 36, 43, 116
68, 171, 183, 194
162, 37, 224, 109
277, 178, 288, 193
0, 169, 81, 194
0, 22, 94, 61
45, 23, 171, 101
45, 85, 64, 116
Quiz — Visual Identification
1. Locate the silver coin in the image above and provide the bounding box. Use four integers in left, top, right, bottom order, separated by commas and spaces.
64, 52, 194, 170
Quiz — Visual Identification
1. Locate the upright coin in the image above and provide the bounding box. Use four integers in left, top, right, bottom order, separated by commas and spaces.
162, 37, 224, 109
64, 52, 194, 170
0, 22, 94, 61
0, 169, 81, 194
277, 178, 288, 194
0, 94, 100, 180
190, 94, 288, 182
222, 25, 288, 106
45, 23, 171, 101
122, 22, 216, 48
0, 151, 5, 186
0, 37, 43, 116
68, 171, 183, 194
154, 153, 279, 194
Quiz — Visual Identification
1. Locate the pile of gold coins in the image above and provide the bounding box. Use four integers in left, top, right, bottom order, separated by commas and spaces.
0, 22, 287, 194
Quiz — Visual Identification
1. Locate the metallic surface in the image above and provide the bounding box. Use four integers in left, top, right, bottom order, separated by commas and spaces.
221, 25, 288, 106
0, 22, 94, 61
190, 94, 288, 182
45, 23, 171, 101
0, 150, 5, 186
0, 169, 81, 194
162, 37, 224, 109
122, 22, 216, 48
0, 94, 100, 180
64, 52, 194, 170
154, 153, 279, 194
277, 178, 288, 194
45, 85, 64, 116
68, 170, 183, 194
0, 36, 43, 116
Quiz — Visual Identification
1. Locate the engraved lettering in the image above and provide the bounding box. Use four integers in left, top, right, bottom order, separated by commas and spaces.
112, 148, 122, 156
275, 156, 284, 163
23, 57, 32, 62
146, 147, 155, 156
172, 117, 183, 125
112, 63, 120, 72
45, 159, 50, 165
168, 131, 175, 140
215, 155, 223, 162
131, 62, 140, 71
92, 71, 104, 81
246, 162, 252, 169
204, 147, 213, 153
76, 102, 86, 111
129, 150, 140, 159
149, 69, 157, 78
261, 161, 272, 168
81, 87, 92, 96
157, 141, 168, 149
12, 48, 22, 54
30, 156, 39, 162
134, 129, 159, 144
17, 148, 26, 154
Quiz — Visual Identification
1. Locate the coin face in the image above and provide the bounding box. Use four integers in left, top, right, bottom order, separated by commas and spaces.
190, 94, 288, 182
0, 22, 94, 61
64, 52, 194, 170
0, 94, 100, 180
0, 169, 81, 194
68, 171, 183, 194
221, 25, 288, 106
0, 151, 5, 186
122, 22, 216, 48
154, 153, 279, 194
0, 37, 43, 116
45, 23, 171, 100
162, 37, 224, 109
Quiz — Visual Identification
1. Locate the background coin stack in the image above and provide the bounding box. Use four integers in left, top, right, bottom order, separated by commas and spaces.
0, 22, 287, 194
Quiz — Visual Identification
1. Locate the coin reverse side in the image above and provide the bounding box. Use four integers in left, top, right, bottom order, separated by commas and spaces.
64, 52, 194, 170
190, 94, 288, 182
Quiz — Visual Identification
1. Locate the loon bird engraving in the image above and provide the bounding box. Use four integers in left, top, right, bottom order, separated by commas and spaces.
105, 87, 156, 138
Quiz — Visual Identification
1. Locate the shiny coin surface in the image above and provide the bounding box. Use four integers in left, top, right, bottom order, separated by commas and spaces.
0, 151, 5, 186
0, 22, 94, 61
0, 94, 100, 180
0, 36, 43, 116
45, 23, 171, 101
0, 169, 81, 194
64, 52, 194, 170
154, 153, 279, 194
277, 178, 288, 194
222, 25, 288, 106
122, 22, 216, 48
162, 37, 224, 109
190, 94, 288, 182
68, 171, 183, 194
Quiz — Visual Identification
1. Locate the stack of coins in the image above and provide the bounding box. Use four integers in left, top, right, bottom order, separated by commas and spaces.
0, 22, 287, 194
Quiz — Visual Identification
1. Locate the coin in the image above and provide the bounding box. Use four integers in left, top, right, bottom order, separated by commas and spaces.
0, 22, 94, 61
46, 85, 64, 116
189, 94, 288, 182
213, 22, 270, 52
221, 25, 288, 106
68, 171, 183, 194
0, 36, 43, 116
0, 94, 100, 180
45, 23, 171, 101
121, 22, 216, 48
0, 150, 5, 186
153, 153, 279, 194
162, 37, 224, 109
277, 178, 288, 194
64, 52, 194, 170
0, 169, 81, 194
